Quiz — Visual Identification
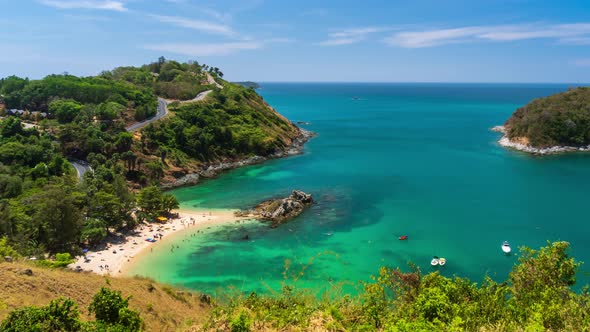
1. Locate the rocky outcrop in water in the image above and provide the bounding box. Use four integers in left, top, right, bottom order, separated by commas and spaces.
240, 190, 314, 228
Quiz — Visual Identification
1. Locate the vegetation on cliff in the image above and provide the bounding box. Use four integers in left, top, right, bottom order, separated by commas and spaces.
505, 87, 590, 147
0, 58, 300, 257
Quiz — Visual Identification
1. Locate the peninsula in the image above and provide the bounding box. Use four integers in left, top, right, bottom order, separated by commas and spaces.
0, 58, 309, 265
494, 86, 590, 154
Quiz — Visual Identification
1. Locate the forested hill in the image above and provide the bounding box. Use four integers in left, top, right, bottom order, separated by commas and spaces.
0, 59, 302, 256
504, 87, 590, 148
0, 58, 302, 182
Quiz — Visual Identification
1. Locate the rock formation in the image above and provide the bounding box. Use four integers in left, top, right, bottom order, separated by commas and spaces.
246, 190, 314, 228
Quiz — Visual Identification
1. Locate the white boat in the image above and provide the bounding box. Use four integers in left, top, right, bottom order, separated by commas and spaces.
502, 241, 511, 254
439, 257, 446, 266
431, 256, 440, 266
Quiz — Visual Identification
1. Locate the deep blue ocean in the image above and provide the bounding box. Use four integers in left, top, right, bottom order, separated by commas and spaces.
128, 83, 590, 295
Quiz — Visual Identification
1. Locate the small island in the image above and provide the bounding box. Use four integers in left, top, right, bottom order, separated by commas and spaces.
494, 87, 590, 154
236, 190, 313, 228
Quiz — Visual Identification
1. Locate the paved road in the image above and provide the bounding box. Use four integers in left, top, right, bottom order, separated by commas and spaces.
126, 97, 168, 132
125, 90, 212, 132
70, 160, 92, 181
179, 90, 212, 103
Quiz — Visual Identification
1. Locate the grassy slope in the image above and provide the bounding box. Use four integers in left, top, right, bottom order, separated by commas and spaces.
0, 262, 211, 331
505, 87, 590, 147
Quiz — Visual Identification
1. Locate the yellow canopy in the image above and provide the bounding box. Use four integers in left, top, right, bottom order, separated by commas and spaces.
157, 216, 167, 222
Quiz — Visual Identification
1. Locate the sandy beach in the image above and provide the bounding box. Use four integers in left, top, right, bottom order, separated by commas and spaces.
69, 209, 246, 276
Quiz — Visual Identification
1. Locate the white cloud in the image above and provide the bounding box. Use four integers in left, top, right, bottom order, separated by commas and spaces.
39, 0, 127, 11
151, 15, 235, 37
385, 23, 590, 48
318, 27, 389, 46
144, 42, 263, 56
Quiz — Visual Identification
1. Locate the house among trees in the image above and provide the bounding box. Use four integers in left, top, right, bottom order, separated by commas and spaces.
6, 109, 25, 116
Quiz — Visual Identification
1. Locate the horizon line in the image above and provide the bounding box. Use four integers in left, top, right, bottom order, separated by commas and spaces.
252, 81, 590, 85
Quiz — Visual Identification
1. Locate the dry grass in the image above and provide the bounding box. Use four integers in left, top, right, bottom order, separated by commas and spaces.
0, 261, 211, 331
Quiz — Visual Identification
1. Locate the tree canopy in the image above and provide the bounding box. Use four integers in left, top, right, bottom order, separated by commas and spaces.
505, 86, 590, 147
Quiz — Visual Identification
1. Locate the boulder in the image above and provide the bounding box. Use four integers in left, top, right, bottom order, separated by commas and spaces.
200, 294, 212, 305
4, 256, 13, 262
19, 269, 33, 276
249, 190, 314, 228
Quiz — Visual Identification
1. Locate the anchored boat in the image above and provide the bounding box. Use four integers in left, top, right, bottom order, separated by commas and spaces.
431, 256, 440, 266
438, 257, 446, 266
502, 241, 511, 254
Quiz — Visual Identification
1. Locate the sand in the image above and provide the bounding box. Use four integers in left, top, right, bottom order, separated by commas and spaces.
69, 209, 245, 276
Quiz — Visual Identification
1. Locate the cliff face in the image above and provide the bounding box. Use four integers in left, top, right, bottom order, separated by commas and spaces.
504, 87, 590, 148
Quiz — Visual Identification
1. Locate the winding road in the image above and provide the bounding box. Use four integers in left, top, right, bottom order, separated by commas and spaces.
179, 90, 213, 104
125, 91, 212, 132
70, 160, 92, 181
126, 97, 169, 132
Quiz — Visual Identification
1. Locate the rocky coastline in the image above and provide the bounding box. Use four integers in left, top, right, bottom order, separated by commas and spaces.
491, 125, 590, 155
160, 128, 314, 189
235, 190, 314, 228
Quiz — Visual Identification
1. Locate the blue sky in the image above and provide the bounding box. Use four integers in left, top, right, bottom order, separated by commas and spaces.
1, 0, 590, 82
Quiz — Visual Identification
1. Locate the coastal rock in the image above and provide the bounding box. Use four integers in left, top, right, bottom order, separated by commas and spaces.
160, 128, 314, 189
160, 173, 200, 189
490, 125, 506, 134
248, 190, 314, 228
491, 126, 590, 155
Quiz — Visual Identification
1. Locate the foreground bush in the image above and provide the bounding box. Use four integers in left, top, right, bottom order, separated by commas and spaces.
205, 241, 590, 331
0, 287, 142, 332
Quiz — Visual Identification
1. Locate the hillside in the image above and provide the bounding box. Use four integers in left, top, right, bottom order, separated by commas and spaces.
0, 261, 211, 331
2, 242, 590, 331
0, 59, 306, 258
504, 87, 590, 148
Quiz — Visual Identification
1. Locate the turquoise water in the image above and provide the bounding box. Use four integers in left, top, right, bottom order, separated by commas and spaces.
128, 83, 590, 295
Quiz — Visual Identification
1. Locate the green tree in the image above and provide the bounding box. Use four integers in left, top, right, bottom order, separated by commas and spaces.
0, 298, 81, 332
90, 191, 125, 231
49, 99, 82, 123
88, 288, 142, 332
161, 193, 179, 214
0, 117, 25, 137
0, 174, 23, 199
0, 237, 19, 258
26, 185, 83, 253
80, 218, 107, 245
115, 132, 133, 153
137, 186, 166, 220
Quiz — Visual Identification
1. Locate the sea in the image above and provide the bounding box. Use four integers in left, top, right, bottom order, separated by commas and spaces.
127, 83, 590, 295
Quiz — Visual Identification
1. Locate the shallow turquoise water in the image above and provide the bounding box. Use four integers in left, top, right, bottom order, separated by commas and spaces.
128, 83, 590, 295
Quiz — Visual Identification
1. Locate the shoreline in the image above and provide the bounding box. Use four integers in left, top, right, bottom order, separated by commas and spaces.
161, 127, 314, 189
69, 208, 250, 276
491, 125, 590, 155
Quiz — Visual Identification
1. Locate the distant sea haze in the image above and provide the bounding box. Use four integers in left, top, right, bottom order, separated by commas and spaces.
128, 83, 590, 294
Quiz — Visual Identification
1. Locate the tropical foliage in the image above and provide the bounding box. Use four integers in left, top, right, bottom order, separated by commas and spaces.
1, 58, 292, 257
0, 287, 142, 332
505, 86, 590, 147
206, 242, 590, 331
